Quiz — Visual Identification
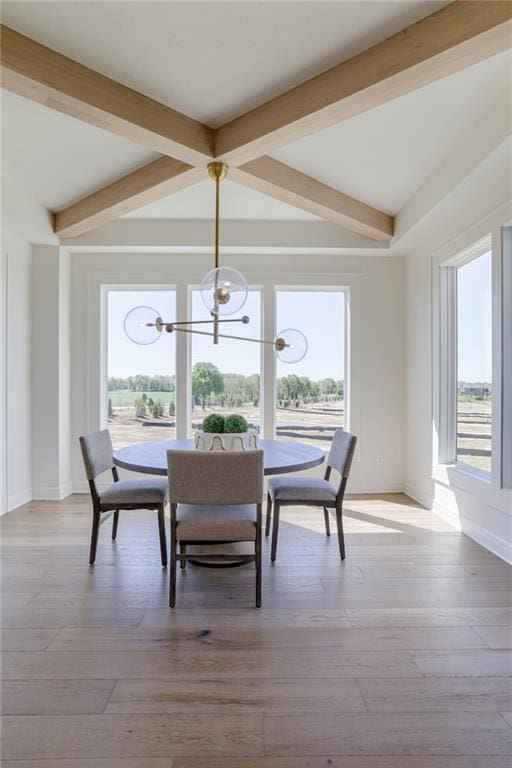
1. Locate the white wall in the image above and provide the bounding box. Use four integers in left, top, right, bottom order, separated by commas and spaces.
31, 247, 61, 496
2, 170, 57, 247
0, 246, 6, 514
31, 246, 72, 500
58, 251, 72, 496
69, 250, 405, 494
405, 151, 512, 562
2, 230, 32, 511
405, 243, 434, 508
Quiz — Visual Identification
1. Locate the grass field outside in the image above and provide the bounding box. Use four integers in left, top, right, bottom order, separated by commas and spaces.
107, 390, 344, 450
109, 389, 175, 407
108, 390, 492, 473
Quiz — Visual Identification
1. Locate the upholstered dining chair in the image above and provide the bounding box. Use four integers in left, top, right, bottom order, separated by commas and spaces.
79, 430, 168, 566
266, 429, 357, 562
167, 449, 264, 608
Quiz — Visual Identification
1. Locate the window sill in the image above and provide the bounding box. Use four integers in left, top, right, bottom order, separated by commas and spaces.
452, 462, 492, 483
433, 462, 490, 486
432, 462, 512, 516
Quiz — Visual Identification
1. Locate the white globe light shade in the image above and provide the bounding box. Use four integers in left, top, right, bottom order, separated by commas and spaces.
275, 328, 308, 364
124, 306, 162, 345
200, 266, 248, 316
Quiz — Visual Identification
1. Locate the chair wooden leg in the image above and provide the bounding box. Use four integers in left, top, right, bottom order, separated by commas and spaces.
335, 504, 346, 560
158, 507, 167, 567
180, 542, 187, 569
270, 502, 280, 563
323, 506, 331, 537
89, 510, 100, 565
265, 493, 272, 538
255, 506, 262, 608
111, 510, 119, 540
169, 534, 176, 608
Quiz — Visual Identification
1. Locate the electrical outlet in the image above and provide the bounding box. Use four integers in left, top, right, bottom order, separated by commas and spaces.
377, 455, 383, 465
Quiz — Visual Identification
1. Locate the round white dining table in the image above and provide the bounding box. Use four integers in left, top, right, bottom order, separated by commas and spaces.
113, 437, 325, 476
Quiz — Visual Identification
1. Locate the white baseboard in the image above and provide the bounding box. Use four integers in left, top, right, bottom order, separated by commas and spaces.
432, 499, 462, 531
72, 480, 109, 494
347, 481, 405, 494
460, 518, 512, 565
7, 489, 32, 512
433, 499, 512, 565
71, 480, 407, 496
403, 484, 433, 510
32, 484, 73, 501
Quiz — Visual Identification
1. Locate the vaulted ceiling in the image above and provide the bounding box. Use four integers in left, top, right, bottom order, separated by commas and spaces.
1, 1, 511, 250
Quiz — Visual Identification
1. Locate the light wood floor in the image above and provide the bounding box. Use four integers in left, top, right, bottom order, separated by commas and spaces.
1, 493, 512, 766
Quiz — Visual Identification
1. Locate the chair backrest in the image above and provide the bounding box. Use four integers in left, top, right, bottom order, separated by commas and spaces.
327, 429, 357, 480
79, 429, 114, 481
167, 449, 264, 506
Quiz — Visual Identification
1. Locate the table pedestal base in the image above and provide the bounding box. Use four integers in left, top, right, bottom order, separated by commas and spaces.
185, 542, 253, 569
188, 558, 249, 569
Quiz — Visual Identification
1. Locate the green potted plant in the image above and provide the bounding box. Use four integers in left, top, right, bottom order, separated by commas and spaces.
194, 412, 259, 451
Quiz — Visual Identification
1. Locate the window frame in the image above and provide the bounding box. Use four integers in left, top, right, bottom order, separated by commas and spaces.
438, 235, 495, 482
432, 232, 512, 491
100, 281, 351, 451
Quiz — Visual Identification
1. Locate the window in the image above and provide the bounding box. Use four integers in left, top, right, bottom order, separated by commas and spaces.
456, 250, 492, 472
103, 284, 350, 450
190, 289, 262, 434
276, 290, 345, 447
107, 290, 176, 448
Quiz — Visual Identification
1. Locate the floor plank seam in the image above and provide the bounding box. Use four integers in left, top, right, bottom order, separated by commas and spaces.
436, 674, 512, 679
472, 626, 499, 649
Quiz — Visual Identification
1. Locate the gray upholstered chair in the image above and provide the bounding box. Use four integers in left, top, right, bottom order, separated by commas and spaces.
79, 430, 168, 566
266, 429, 357, 562
167, 449, 264, 608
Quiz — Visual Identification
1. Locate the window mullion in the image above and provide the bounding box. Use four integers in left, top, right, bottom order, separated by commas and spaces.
261, 285, 276, 439
175, 283, 190, 439
439, 266, 457, 464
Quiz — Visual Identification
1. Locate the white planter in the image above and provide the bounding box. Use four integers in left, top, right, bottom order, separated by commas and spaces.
194, 429, 259, 451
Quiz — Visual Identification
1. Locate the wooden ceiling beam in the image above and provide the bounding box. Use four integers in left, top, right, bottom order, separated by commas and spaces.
54, 154, 393, 240
4, 3, 511, 239
54, 157, 203, 238
231, 157, 393, 241
0, 24, 214, 165
215, 1, 512, 164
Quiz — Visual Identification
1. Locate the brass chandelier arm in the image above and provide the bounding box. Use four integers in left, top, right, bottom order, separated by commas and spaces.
171, 325, 288, 348
145, 316, 249, 329
170, 317, 248, 326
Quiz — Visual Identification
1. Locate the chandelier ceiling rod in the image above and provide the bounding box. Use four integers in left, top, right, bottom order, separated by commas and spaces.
208, 162, 228, 345
123, 163, 308, 363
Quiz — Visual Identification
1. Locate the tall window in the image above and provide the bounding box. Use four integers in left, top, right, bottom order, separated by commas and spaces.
276, 290, 345, 447
456, 250, 492, 472
107, 290, 176, 448
190, 290, 262, 433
